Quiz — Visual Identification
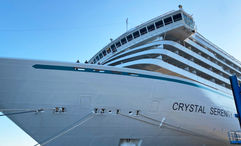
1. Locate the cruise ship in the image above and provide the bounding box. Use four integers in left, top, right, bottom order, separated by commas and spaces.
0, 6, 241, 146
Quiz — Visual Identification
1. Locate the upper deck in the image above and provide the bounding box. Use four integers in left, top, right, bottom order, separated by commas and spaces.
89, 8, 196, 64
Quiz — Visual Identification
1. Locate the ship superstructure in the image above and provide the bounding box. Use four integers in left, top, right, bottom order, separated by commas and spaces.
89, 7, 241, 94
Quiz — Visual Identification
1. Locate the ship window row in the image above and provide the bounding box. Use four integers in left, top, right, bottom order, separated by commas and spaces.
91, 13, 183, 64
183, 41, 241, 79
164, 45, 230, 79
213, 52, 241, 72
107, 52, 230, 89
109, 54, 160, 66
105, 42, 233, 83
162, 55, 231, 89
104, 46, 156, 65
189, 37, 241, 73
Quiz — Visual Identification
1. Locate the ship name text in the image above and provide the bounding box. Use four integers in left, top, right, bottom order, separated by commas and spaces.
172, 102, 232, 118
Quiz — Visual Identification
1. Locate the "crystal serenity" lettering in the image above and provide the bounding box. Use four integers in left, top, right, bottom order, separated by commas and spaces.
172, 102, 232, 117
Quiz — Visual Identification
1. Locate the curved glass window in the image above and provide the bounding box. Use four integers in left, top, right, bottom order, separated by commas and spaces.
164, 17, 173, 25
116, 42, 121, 48
111, 44, 117, 52
121, 38, 127, 45
102, 50, 107, 56
183, 14, 194, 29
96, 56, 99, 61
133, 31, 140, 38
99, 53, 103, 59
106, 48, 111, 54
140, 27, 147, 35
173, 13, 182, 22
127, 34, 133, 42
155, 20, 164, 28
147, 24, 155, 32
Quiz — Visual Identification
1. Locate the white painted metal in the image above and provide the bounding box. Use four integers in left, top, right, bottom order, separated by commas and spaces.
0, 58, 239, 146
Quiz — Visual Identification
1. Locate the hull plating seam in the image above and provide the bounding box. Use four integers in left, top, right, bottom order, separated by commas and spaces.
32, 64, 231, 98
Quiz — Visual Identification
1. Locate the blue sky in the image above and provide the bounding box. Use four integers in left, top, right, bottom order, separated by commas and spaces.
0, 0, 241, 145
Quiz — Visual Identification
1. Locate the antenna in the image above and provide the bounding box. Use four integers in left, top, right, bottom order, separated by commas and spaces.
126, 18, 128, 32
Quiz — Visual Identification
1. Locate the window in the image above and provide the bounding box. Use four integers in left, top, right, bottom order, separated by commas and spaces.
155, 20, 164, 28
93, 59, 96, 64
164, 17, 173, 25
111, 44, 117, 52
140, 27, 147, 35
147, 24, 155, 32
173, 13, 182, 22
116, 42, 121, 48
183, 14, 194, 29
102, 50, 107, 56
121, 38, 127, 45
133, 31, 140, 38
106, 48, 111, 54
99, 53, 103, 59
127, 34, 133, 42
96, 56, 99, 61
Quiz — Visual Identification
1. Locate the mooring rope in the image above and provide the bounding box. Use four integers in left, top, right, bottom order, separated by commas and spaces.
0, 109, 39, 112
34, 112, 94, 146
118, 112, 220, 141
0, 108, 49, 117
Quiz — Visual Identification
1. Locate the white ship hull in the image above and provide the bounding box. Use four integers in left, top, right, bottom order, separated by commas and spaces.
0, 58, 239, 146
